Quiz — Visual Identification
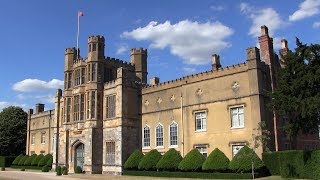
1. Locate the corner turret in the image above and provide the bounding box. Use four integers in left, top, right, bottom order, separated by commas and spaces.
65, 47, 77, 71
88, 35, 105, 61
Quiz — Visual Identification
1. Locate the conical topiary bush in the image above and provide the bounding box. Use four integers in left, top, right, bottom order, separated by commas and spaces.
178, 149, 205, 172
229, 145, 264, 173
202, 148, 230, 172
156, 148, 182, 171
138, 149, 162, 171
124, 150, 144, 170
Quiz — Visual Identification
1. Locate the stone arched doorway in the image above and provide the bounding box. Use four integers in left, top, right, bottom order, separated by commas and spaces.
74, 143, 84, 169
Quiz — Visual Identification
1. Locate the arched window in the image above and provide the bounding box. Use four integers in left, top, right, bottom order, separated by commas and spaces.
143, 126, 150, 147
156, 124, 164, 147
169, 122, 178, 146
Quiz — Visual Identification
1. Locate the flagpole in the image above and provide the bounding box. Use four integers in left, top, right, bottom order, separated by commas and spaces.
76, 11, 80, 59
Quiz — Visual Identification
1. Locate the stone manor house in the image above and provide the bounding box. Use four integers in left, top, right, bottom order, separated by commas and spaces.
26, 26, 320, 174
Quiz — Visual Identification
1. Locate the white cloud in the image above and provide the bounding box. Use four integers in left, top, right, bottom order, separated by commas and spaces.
240, 3, 284, 38
12, 79, 63, 92
0, 101, 28, 112
240, 2, 253, 13
210, 5, 224, 11
121, 20, 233, 65
313, 21, 320, 28
289, 0, 320, 21
116, 44, 129, 55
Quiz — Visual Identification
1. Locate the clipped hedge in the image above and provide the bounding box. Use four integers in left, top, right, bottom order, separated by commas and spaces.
62, 166, 68, 175
11, 165, 43, 170
0, 156, 16, 167
202, 148, 230, 172
303, 150, 320, 179
12, 154, 23, 165
229, 146, 264, 173
74, 166, 82, 174
156, 148, 182, 171
138, 149, 162, 171
38, 154, 52, 167
31, 154, 44, 166
279, 150, 304, 178
46, 155, 53, 167
124, 150, 144, 170
56, 166, 62, 176
42, 165, 50, 172
178, 149, 205, 172
18, 155, 29, 166
124, 170, 263, 179
262, 151, 280, 175
24, 154, 37, 166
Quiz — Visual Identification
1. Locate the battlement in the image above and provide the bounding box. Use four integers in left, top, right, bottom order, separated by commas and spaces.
143, 62, 249, 91
130, 48, 147, 55
105, 57, 135, 70
65, 47, 77, 54
88, 35, 105, 43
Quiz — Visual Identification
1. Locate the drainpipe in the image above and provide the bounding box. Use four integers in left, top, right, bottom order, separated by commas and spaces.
55, 90, 62, 167
48, 110, 52, 154
181, 91, 184, 157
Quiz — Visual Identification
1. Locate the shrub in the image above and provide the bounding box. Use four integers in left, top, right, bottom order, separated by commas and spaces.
41, 165, 50, 172
62, 166, 68, 175
21, 168, 25, 171
74, 166, 82, 174
124, 150, 144, 170
229, 146, 264, 173
56, 166, 62, 176
123, 170, 265, 179
279, 150, 304, 178
262, 151, 280, 175
18, 155, 29, 166
31, 154, 44, 166
38, 154, 52, 167
303, 150, 320, 179
178, 149, 205, 172
1, 167, 5, 171
202, 148, 230, 172
138, 149, 162, 171
12, 154, 23, 165
0, 156, 16, 167
156, 148, 182, 171
24, 154, 37, 166
46, 155, 53, 167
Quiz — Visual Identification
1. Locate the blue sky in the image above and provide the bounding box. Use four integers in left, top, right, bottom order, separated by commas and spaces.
0, 0, 319, 111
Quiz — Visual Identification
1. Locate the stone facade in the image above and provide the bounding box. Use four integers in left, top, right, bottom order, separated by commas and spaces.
26, 25, 320, 174
26, 104, 55, 155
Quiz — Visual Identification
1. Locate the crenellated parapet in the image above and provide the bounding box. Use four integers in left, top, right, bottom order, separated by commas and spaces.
143, 62, 249, 92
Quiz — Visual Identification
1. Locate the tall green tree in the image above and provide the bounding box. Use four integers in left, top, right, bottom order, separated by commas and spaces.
270, 39, 320, 146
0, 106, 27, 155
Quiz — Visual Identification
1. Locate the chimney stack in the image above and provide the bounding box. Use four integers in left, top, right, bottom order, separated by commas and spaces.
35, 103, 44, 114
258, 25, 274, 65
212, 54, 221, 70
150, 77, 160, 85
279, 39, 289, 68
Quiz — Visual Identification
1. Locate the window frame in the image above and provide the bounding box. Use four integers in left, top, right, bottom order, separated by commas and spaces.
143, 125, 151, 149
194, 111, 207, 132
31, 134, 35, 145
155, 123, 164, 148
230, 105, 245, 129
194, 145, 208, 158
106, 141, 115, 165
106, 94, 116, 119
169, 121, 178, 147
41, 132, 46, 144
231, 144, 245, 157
